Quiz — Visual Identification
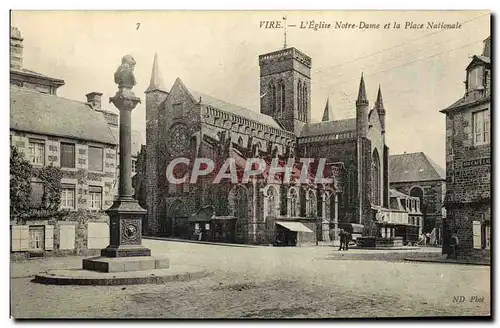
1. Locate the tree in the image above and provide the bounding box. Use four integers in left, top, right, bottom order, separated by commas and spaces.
10, 146, 32, 217
38, 165, 63, 211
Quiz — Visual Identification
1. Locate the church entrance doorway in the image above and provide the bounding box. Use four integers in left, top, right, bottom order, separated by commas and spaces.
160, 200, 190, 238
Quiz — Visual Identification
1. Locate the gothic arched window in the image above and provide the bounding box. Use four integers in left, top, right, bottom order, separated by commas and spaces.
234, 186, 248, 219
371, 149, 381, 206
237, 136, 244, 147
307, 190, 317, 217
277, 81, 282, 116
347, 167, 356, 205
267, 186, 278, 217
297, 81, 302, 120
280, 81, 286, 115
302, 85, 308, 121
410, 186, 424, 214
269, 82, 277, 113
289, 188, 299, 217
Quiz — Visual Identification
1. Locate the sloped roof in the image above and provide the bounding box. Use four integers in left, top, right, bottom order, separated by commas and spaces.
466, 55, 491, 70
389, 189, 410, 199
389, 152, 445, 183
187, 89, 283, 130
10, 86, 117, 145
300, 118, 356, 137
10, 68, 65, 84
442, 93, 490, 112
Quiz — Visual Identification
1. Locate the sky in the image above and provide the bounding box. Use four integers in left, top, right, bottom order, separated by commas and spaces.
10, 10, 490, 168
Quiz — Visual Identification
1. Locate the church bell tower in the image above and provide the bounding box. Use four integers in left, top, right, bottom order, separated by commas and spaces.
259, 47, 312, 135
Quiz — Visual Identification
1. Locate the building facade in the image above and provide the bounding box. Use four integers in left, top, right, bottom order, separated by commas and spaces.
389, 152, 446, 241
10, 26, 119, 216
440, 36, 491, 256
141, 44, 398, 245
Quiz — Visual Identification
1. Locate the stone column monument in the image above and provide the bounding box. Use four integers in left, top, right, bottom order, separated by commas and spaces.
100, 55, 151, 257
35, 55, 207, 284
82, 55, 167, 272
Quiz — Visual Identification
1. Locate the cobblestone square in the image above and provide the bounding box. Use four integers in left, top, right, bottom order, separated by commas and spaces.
11, 240, 490, 318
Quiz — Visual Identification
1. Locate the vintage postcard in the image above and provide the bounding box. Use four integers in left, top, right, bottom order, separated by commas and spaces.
9, 10, 491, 319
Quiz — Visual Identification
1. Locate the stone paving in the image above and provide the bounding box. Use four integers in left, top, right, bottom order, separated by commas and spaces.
11, 240, 491, 319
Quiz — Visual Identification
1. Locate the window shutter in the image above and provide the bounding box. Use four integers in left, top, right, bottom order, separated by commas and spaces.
20, 225, 30, 251
472, 221, 481, 249
45, 225, 54, 250
11, 226, 22, 252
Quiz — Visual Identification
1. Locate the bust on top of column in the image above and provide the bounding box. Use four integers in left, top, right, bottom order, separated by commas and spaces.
110, 55, 141, 110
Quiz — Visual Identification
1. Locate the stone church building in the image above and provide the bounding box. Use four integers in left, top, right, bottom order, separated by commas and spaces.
139, 45, 390, 245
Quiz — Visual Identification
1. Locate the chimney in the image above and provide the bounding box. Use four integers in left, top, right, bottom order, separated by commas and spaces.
10, 26, 23, 70
86, 92, 103, 110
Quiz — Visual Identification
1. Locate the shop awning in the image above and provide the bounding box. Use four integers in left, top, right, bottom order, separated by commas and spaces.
276, 221, 313, 233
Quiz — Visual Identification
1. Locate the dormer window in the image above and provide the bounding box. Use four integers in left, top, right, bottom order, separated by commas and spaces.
468, 66, 484, 91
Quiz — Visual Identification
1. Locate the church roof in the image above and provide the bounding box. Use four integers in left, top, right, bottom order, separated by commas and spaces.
187, 89, 283, 130
356, 73, 368, 104
321, 98, 332, 121
300, 118, 356, 137
10, 86, 117, 145
145, 53, 167, 93
389, 152, 445, 183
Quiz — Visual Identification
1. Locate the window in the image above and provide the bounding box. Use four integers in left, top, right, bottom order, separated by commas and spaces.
473, 109, 490, 145
280, 82, 285, 115
468, 66, 483, 90
371, 150, 381, 206
267, 187, 277, 217
88, 146, 103, 171
29, 226, 44, 250
89, 186, 102, 210
302, 85, 308, 120
277, 81, 282, 115
60, 184, 75, 209
60, 143, 75, 168
307, 190, 316, 217
173, 103, 183, 118
28, 139, 45, 165
297, 81, 302, 120
289, 188, 298, 217
30, 182, 44, 208
269, 83, 276, 113
132, 159, 137, 173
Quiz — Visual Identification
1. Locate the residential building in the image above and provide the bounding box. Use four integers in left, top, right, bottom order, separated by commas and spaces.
389, 152, 446, 242
440, 36, 491, 256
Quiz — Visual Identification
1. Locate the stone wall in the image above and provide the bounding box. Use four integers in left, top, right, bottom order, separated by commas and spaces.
10, 130, 117, 211
444, 100, 491, 256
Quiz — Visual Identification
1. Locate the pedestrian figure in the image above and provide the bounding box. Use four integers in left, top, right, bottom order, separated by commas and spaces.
338, 229, 345, 251
448, 232, 459, 259
345, 231, 351, 251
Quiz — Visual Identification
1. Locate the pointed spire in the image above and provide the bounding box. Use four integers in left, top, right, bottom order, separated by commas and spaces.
375, 85, 385, 115
356, 73, 368, 106
322, 97, 332, 122
145, 53, 167, 93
